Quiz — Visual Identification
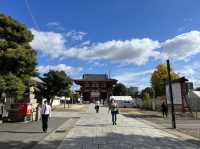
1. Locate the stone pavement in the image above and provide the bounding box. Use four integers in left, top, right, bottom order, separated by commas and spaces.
121, 108, 200, 139
0, 117, 68, 149
57, 105, 200, 149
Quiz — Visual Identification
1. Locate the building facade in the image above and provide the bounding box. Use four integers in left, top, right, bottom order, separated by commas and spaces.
74, 74, 117, 103
165, 77, 191, 112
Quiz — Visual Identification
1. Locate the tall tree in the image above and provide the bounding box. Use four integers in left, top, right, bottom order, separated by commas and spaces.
127, 87, 139, 98
0, 13, 37, 100
141, 87, 154, 98
112, 83, 128, 96
141, 87, 154, 109
4, 74, 25, 100
0, 76, 6, 94
151, 64, 179, 97
42, 70, 72, 105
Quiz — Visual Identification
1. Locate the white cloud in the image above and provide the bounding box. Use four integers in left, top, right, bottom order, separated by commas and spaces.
78, 39, 160, 65
31, 28, 160, 65
113, 69, 154, 89
47, 22, 65, 31
177, 62, 200, 87
47, 22, 60, 27
93, 61, 107, 67
31, 28, 200, 65
161, 31, 200, 61
31, 28, 66, 58
37, 64, 82, 75
81, 40, 91, 46
65, 31, 87, 41
31, 28, 200, 89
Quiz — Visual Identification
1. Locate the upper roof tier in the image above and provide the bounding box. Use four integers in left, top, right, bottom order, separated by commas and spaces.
83, 74, 109, 81
74, 74, 117, 84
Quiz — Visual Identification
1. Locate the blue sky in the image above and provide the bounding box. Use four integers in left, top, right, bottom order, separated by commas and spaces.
1, 0, 200, 89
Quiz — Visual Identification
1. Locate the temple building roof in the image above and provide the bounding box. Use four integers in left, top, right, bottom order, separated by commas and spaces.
165, 77, 189, 84
74, 74, 117, 84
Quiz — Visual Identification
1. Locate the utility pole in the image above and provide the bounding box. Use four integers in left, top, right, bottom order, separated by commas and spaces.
166, 59, 176, 129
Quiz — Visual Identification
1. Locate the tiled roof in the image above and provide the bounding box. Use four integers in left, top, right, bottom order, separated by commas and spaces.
83, 74, 108, 81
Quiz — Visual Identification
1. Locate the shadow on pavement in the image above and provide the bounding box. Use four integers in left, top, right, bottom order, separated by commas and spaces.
0, 132, 200, 149
59, 132, 200, 149
0, 140, 39, 149
122, 114, 162, 118
0, 130, 43, 134
0, 140, 61, 149
0, 117, 69, 149
76, 124, 109, 127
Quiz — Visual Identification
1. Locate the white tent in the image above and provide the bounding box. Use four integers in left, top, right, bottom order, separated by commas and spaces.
188, 91, 200, 111
110, 96, 136, 108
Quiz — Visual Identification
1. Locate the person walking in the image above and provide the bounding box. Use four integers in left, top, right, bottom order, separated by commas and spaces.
161, 101, 168, 118
109, 99, 119, 125
40, 100, 51, 133
95, 100, 100, 113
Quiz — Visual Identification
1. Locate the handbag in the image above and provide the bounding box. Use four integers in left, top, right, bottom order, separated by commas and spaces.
116, 109, 119, 114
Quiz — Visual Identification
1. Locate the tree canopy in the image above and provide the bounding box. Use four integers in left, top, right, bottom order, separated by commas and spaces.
0, 14, 37, 78
0, 14, 33, 44
151, 64, 179, 97
141, 87, 154, 98
0, 13, 37, 100
112, 83, 128, 96
42, 70, 72, 105
127, 87, 138, 98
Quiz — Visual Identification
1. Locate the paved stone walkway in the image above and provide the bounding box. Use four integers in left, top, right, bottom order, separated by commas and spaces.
58, 105, 200, 149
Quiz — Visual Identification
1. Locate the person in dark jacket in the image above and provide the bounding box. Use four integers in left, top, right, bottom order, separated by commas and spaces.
161, 101, 168, 118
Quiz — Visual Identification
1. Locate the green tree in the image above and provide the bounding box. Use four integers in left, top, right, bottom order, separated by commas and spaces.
42, 70, 72, 105
4, 74, 25, 100
141, 87, 154, 98
0, 13, 37, 100
142, 92, 151, 109
71, 92, 80, 103
141, 87, 154, 109
0, 76, 6, 94
151, 64, 179, 97
127, 87, 138, 98
0, 14, 37, 77
0, 14, 33, 45
112, 83, 128, 96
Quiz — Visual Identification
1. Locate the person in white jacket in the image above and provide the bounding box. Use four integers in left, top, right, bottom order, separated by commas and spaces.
40, 100, 51, 132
